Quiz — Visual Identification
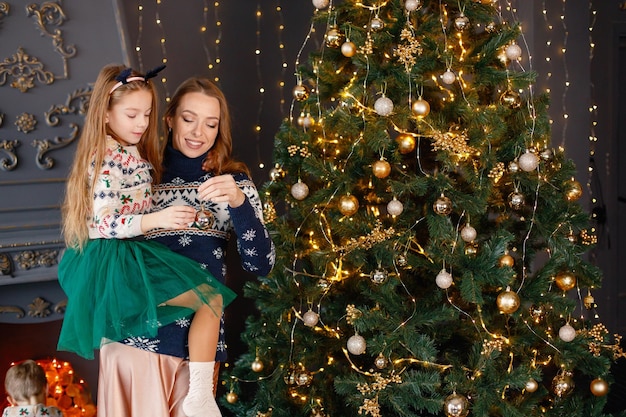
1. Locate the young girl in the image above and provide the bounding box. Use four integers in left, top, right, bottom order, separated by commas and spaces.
3, 360, 62, 417
57, 63, 235, 417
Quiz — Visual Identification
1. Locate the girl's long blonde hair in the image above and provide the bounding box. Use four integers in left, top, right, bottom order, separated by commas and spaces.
163, 77, 250, 177
62, 64, 162, 249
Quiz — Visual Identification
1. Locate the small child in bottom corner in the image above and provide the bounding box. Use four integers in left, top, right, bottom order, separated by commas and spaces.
3, 360, 62, 417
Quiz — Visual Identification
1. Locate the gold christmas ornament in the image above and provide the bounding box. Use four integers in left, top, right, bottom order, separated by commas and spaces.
369, 16, 385, 31
341, 40, 357, 57
507, 191, 525, 210
395, 253, 408, 267
498, 253, 514, 268
269, 164, 285, 181
370, 268, 389, 284
584, 292, 595, 309
293, 83, 310, 101
372, 159, 392, 178
251, 357, 265, 372
590, 378, 609, 397
565, 179, 583, 202
464, 241, 478, 257
411, 98, 430, 118
497, 287, 520, 314
454, 14, 470, 31
433, 194, 453, 215
226, 391, 238, 404
529, 304, 547, 323
374, 352, 388, 369
540, 148, 554, 161
525, 379, 539, 393
338, 194, 359, 216
396, 133, 416, 154
552, 371, 575, 398
500, 89, 521, 108
443, 393, 470, 417
554, 271, 577, 291
508, 159, 520, 173
296, 370, 313, 386
325, 26, 344, 48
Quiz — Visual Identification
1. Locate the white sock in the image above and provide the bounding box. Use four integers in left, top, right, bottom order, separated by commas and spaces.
183, 361, 221, 417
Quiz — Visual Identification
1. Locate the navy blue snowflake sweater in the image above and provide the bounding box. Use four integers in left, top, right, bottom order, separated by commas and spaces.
120, 142, 275, 361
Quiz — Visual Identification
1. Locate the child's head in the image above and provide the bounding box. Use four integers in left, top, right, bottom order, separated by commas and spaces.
4, 360, 47, 406
84, 64, 162, 167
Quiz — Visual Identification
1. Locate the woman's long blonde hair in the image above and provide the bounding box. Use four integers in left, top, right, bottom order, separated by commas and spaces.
62, 64, 162, 249
163, 77, 250, 177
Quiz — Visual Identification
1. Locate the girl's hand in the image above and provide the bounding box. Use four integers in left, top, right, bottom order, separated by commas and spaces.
198, 174, 246, 208
141, 205, 197, 232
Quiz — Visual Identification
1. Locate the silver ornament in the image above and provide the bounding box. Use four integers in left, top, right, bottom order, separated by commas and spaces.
374, 96, 394, 116
505, 43, 522, 61
347, 334, 367, 355
387, 198, 404, 216
436, 269, 453, 289
405, 0, 420, 12
442, 70, 456, 85
518, 151, 539, 172
312, 0, 329, 9
291, 180, 310, 200
460, 225, 477, 242
194, 208, 214, 230
558, 324, 576, 342
303, 309, 319, 327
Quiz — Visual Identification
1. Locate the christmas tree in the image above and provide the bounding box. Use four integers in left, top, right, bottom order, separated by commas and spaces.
224, 1, 625, 416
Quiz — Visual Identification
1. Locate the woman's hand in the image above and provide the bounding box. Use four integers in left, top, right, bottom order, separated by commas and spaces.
198, 174, 246, 208
141, 205, 197, 232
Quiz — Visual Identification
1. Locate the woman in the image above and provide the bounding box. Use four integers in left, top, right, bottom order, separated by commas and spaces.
97, 77, 275, 417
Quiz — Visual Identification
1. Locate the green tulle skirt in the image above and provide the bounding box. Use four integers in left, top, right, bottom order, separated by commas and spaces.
57, 238, 236, 359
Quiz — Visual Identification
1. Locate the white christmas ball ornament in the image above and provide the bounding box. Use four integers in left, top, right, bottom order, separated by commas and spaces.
505, 43, 522, 61
518, 151, 539, 172
436, 269, 453, 289
291, 180, 310, 200
442, 70, 456, 85
374, 96, 394, 116
387, 198, 404, 216
559, 324, 576, 342
460, 225, 477, 242
302, 309, 319, 327
312, 0, 330, 9
347, 334, 367, 355
405, 0, 420, 11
